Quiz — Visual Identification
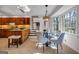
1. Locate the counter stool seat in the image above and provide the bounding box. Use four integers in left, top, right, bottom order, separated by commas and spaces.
8, 35, 21, 48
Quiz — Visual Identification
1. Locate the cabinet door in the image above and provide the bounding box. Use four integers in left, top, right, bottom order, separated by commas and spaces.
1, 18, 9, 25
0, 29, 8, 38
0, 18, 2, 25
24, 18, 30, 25
27, 18, 30, 25
8, 17, 23, 25
1, 30, 5, 38
8, 18, 16, 23
0, 29, 2, 37
15, 18, 23, 25
1, 29, 8, 38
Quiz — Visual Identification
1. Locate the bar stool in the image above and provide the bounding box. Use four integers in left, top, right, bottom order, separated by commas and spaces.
8, 35, 21, 48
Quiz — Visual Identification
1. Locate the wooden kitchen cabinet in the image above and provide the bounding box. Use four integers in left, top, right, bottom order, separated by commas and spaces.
14, 17, 30, 25
0, 17, 30, 38
27, 18, 30, 24
8, 29, 30, 44
0, 17, 9, 25
15, 18, 23, 25
0, 18, 2, 25
1, 18, 9, 25
0, 29, 2, 37
24, 18, 30, 24
0, 17, 30, 25
8, 18, 16, 23
3, 29, 9, 37
0, 29, 9, 38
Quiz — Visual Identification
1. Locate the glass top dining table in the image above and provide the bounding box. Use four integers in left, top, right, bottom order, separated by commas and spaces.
37, 32, 59, 44
36, 32, 59, 53
37, 32, 48, 44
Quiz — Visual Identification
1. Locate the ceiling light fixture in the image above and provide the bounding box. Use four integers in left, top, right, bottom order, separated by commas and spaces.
43, 5, 49, 22
17, 5, 31, 13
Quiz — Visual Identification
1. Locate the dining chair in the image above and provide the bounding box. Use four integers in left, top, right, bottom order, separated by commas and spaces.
49, 33, 65, 53
36, 32, 49, 53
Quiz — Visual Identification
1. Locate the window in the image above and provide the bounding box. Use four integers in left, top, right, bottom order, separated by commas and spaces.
64, 8, 76, 33
53, 17, 59, 32
53, 7, 76, 33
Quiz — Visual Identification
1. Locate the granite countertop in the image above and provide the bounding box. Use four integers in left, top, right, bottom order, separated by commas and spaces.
0, 28, 29, 31
9, 28, 29, 31
0, 28, 9, 29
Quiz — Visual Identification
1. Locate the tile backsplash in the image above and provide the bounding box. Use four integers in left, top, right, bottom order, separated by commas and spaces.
0, 25, 30, 29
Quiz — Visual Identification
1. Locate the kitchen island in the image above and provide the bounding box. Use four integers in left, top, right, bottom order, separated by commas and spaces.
9, 29, 30, 44
0, 28, 30, 44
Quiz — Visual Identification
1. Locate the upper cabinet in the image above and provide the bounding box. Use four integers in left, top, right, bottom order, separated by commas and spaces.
0, 17, 30, 25
14, 17, 23, 25
0, 18, 2, 25
1, 18, 9, 25
25, 17, 30, 25
27, 18, 30, 24
8, 18, 16, 23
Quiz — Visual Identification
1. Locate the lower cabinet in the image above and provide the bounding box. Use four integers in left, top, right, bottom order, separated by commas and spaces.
0, 29, 9, 38
0, 29, 2, 37
0, 29, 30, 44
8, 29, 30, 44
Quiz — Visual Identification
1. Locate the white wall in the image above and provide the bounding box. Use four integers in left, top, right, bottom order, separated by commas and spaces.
39, 17, 44, 32
31, 17, 45, 32
63, 6, 79, 53
49, 18, 54, 32
63, 33, 79, 53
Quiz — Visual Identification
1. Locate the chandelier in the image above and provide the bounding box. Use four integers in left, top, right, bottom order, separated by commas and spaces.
43, 5, 49, 21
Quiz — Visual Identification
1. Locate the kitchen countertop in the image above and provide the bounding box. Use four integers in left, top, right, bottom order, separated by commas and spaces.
0, 28, 29, 31
9, 28, 29, 31
0, 28, 10, 29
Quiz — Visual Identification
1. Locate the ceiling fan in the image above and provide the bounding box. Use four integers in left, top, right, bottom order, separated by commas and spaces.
19, 8, 25, 13
17, 5, 30, 13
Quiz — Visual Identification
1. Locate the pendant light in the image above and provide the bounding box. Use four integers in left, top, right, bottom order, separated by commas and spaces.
43, 5, 49, 22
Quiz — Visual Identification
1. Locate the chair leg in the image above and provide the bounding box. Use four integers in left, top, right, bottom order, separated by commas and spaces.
12, 39, 13, 45
60, 44, 63, 50
36, 43, 39, 48
43, 44, 44, 53
36, 42, 38, 48
8, 39, 10, 48
17, 39, 19, 48
57, 44, 58, 54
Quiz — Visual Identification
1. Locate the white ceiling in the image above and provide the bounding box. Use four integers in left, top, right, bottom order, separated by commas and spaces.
28, 5, 57, 16
0, 5, 62, 17
52, 5, 75, 17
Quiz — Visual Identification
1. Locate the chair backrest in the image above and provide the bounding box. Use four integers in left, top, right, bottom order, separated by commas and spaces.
56, 32, 61, 37
57, 33, 65, 44
48, 32, 55, 38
